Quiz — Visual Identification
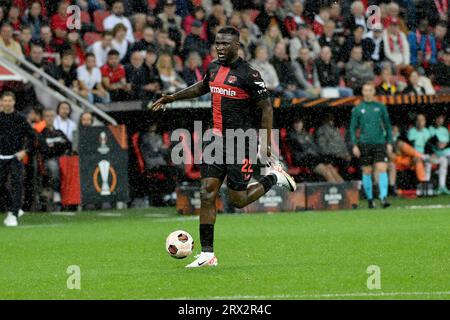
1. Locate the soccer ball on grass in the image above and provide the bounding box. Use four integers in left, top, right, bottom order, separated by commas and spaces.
166, 230, 194, 259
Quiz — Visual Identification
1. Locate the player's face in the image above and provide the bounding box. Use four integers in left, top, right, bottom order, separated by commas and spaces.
362, 84, 375, 101
215, 33, 239, 64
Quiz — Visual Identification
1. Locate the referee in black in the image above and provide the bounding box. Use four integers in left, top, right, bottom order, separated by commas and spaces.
0, 91, 35, 227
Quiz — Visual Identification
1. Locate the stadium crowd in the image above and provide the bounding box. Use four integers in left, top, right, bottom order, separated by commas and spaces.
0, 0, 449, 210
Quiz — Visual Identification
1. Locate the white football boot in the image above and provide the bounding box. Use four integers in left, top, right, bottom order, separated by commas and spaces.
186, 252, 218, 268
4, 212, 18, 227
267, 161, 297, 191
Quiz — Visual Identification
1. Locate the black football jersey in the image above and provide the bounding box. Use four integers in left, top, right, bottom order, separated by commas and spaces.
202, 58, 270, 135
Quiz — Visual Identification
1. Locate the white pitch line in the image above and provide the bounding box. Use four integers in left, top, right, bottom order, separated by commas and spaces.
165, 291, 450, 300
19, 223, 65, 229
144, 213, 170, 218
153, 216, 199, 223
97, 212, 123, 217
50, 211, 77, 216
402, 204, 450, 210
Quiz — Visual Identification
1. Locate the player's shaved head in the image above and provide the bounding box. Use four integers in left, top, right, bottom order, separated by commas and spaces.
215, 26, 240, 65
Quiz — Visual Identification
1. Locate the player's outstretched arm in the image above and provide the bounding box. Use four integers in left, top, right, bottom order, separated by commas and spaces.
150, 81, 209, 111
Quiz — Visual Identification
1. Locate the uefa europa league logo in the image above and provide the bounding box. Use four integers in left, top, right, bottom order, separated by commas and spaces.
98, 160, 111, 195
93, 160, 117, 196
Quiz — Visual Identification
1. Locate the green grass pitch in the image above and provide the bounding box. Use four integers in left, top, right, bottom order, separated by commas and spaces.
1, 196, 450, 300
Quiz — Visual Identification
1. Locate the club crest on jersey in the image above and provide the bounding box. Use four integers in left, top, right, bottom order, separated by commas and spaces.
227, 75, 237, 84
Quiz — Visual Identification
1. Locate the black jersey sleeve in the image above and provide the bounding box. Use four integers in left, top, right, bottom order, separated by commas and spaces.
244, 67, 270, 102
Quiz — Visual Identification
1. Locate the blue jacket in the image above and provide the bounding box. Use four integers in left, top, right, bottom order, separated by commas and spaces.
407, 31, 437, 66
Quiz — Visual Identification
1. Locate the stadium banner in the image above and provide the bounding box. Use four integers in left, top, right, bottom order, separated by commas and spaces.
177, 181, 359, 214
305, 181, 359, 211
78, 125, 129, 205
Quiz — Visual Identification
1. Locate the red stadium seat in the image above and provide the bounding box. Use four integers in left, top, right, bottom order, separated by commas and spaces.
80, 10, 91, 24
131, 132, 165, 180
83, 32, 102, 46
279, 128, 310, 176
93, 10, 110, 32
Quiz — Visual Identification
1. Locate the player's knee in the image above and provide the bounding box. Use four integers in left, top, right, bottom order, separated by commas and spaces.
200, 185, 217, 206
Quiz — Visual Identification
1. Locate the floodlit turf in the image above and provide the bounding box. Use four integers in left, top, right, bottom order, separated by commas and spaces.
1, 196, 450, 300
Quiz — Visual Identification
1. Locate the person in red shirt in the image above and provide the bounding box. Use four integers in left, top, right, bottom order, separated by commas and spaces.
50, 1, 69, 46
7, 5, 22, 36
101, 49, 131, 101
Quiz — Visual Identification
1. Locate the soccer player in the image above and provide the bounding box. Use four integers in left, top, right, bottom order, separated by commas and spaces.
350, 82, 393, 209
151, 26, 296, 268
0, 92, 35, 227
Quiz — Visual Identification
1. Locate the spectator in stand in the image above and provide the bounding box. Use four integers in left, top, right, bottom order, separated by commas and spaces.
77, 53, 111, 104
157, 0, 184, 53
434, 21, 448, 55
344, 1, 367, 35
72, 111, 94, 154
315, 46, 353, 97
255, 0, 287, 38
37, 108, 72, 208
364, 24, 386, 72
103, 0, 135, 43
206, 2, 227, 44
183, 19, 209, 59
408, 19, 437, 72
182, 51, 204, 87
19, 25, 32, 57
155, 29, 176, 55
318, 20, 341, 61
250, 46, 282, 97
239, 25, 257, 59
345, 46, 376, 95
89, 31, 113, 68
53, 50, 81, 91
284, 0, 309, 38
125, 50, 147, 100
65, 31, 86, 66
142, 48, 163, 102
40, 25, 59, 64
8, 5, 22, 34
21, 1, 48, 41
262, 24, 284, 59
53, 101, 77, 142
101, 49, 132, 101
339, 25, 375, 64
241, 8, 262, 40
270, 41, 308, 99
183, 6, 208, 41
432, 47, 450, 91
0, 23, 23, 63
383, 16, 410, 68
130, 26, 157, 55
156, 53, 186, 94
408, 114, 449, 195
287, 118, 344, 183
402, 65, 436, 95
315, 113, 351, 175
376, 63, 404, 95
402, 69, 428, 95
112, 23, 131, 64
384, 1, 409, 34
50, 1, 69, 48
313, 5, 330, 37
292, 47, 321, 98
329, 1, 345, 40
228, 11, 243, 30
289, 23, 321, 61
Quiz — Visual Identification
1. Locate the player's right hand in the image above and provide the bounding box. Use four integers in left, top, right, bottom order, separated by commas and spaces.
352, 145, 361, 158
149, 94, 175, 111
